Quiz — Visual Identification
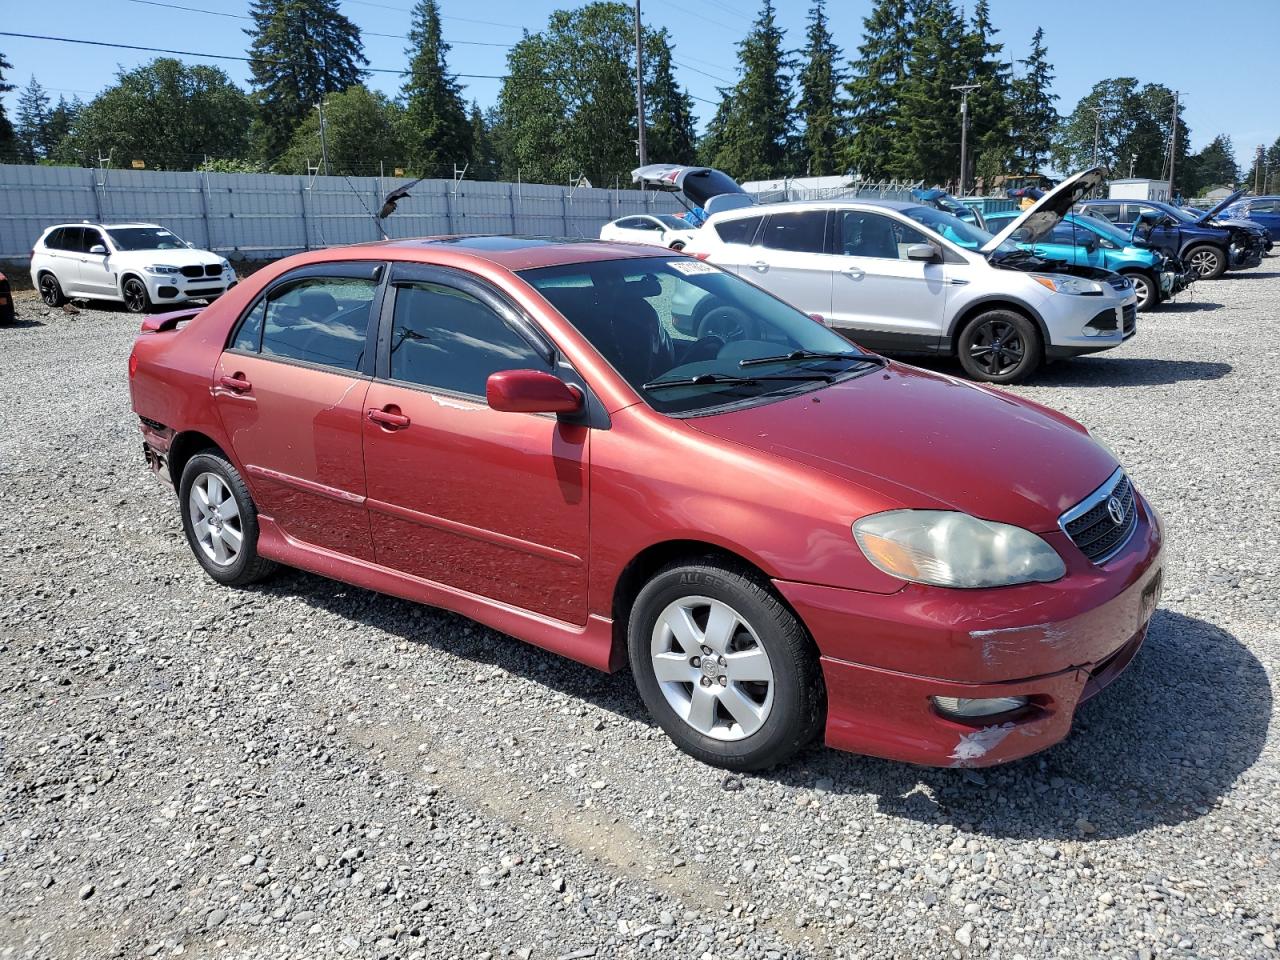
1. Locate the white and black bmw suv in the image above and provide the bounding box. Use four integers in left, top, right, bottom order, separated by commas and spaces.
31, 222, 236, 313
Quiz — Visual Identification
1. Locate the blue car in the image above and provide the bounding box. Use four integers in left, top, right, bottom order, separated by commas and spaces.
984, 210, 1193, 311
1223, 196, 1280, 243
1079, 193, 1268, 279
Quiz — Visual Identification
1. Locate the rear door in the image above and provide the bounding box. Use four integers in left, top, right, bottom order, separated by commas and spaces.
77, 227, 117, 297
213, 261, 384, 560
361, 264, 591, 624
43, 228, 85, 295
827, 209, 951, 352
740, 210, 833, 317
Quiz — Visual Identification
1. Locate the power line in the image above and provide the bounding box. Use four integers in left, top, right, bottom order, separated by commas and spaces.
340, 0, 522, 29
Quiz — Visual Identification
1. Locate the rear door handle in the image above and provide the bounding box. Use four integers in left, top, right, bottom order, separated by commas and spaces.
750, 260, 770, 272
842, 266, 865, 279
219, 373, 252, 393
368, 407, 410, 429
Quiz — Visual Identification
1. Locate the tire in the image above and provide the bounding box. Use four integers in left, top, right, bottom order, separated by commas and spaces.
628, 559, 826, 771
1124, 271, 1157, 311
1185, 245, 1226, 280
121, 275, 152, 313
38, 272, 66, 307
956, 309, 1042, 384
178, 450, 277, 587
668, 240, 686, 251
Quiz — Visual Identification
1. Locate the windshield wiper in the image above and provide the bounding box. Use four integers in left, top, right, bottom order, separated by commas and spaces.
642, 372, 833, 391
739, 350, 887, 369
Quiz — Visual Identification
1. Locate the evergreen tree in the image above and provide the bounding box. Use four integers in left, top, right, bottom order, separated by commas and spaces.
467, 101, 497, 180
278, 84, 403, 175
0, 50, 16, 160
1184, 134, 1240, 195
1010, 27, 1058, 173
246, 0, 367, 162
1053, 79, 1188, 182
709, 0, 792, 181
963, 0, 1013, 184
1266, 136, 1280, 194
44, 96, 82, 161
16, 76, 51, 163
796, 0, 844, 176
840, 0, 911, 179
696, 93, 733, 167
400, 0, 471, 177
645, 31, 697, 166
892, 0, 966, 184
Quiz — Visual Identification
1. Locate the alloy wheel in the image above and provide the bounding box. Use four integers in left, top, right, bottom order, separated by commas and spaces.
650, 596, 775, 741
1131, 275, 1151, 309
968, 319, 1026, 377
188, 471, 244, 567
123, 278, 148, 312
39, 275, 60, 306
1188, 249, 1220, 278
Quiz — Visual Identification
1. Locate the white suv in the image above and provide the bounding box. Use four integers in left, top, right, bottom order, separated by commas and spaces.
31, 222, 236, 313
680, 168, 1138, 383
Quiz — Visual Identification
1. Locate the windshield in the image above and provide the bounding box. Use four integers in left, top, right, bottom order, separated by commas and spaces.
522, 257, 876, 415
657, 215, 691, 230
106, 227, 188, 251
900, 205, 1017, 254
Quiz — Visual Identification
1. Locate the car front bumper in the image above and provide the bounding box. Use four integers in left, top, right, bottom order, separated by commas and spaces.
145, 270, 237, 303
773, 495, 1164, 767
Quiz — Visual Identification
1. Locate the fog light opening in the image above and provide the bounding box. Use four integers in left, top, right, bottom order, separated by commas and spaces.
932, 695, 1029, 719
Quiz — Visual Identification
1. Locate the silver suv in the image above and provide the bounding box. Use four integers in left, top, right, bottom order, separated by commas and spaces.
678, 168, 1137, 384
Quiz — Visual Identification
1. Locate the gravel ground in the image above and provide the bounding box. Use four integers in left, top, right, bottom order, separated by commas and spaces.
1, 274, 1277, 960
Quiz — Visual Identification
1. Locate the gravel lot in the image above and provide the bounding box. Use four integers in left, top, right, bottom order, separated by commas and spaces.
2, 272, 1277, 960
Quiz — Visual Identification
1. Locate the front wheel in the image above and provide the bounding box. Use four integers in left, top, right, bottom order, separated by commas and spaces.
1185, 245, 1226, 280
178, 451, 278, 587
122, 276, 152, 313
668, 240, 686, 251
628, 560, 825, 771
956, 309, 1042, 384
1125, 271, 1157, 311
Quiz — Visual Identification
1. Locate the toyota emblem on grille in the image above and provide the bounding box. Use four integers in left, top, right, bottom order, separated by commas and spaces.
1107, 496, 1125, 525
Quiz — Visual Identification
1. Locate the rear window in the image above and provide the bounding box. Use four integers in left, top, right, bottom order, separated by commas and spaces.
715, 216, 762, 245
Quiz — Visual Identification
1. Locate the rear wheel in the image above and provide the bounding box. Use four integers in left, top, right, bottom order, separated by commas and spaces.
956, 309, 1042, 384
38, 272, 66, 307
1124, 271, 1157, 311
178, 451, 277, 587
668, 240, 686, 251
122, 276, 152, 313
1185, 245, 1226, 280
628, 560, 825, 771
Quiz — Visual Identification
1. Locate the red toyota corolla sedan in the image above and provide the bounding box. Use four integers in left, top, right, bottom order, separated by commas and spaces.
129, 237, 1163, 770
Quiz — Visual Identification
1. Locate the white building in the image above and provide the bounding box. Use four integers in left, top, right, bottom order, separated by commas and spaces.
1107, 178, 1172, 202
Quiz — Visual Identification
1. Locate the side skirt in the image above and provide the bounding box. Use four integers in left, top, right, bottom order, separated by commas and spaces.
255, 516, 621, 673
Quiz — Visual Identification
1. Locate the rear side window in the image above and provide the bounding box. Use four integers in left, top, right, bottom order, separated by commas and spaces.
1086, 203, 1122, 223
759, 212, 827, 253
714, 215, 762, 245
45, 227, 80, 251
388, 282, 549, 397
254, 277, 378, 371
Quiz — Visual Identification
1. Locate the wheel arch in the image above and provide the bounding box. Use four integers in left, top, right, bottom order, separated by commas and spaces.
946, 297, 1049, 356
167, 430, 227, 491
118, 270, 147, 295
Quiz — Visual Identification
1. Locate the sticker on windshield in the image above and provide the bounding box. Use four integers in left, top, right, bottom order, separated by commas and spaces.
668, 260, 719, 275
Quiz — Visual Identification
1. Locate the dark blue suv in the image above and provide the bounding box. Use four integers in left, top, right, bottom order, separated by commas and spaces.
1224, 196, 1280, 243
1078, 192, 1267, 279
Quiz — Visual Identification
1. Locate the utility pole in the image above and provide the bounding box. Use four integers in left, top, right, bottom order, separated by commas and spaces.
316, 100, 330, 177
634, 0, 647, 167
1129, 154, 1137, 178
1256, 145, 1265, 194
951, 83, 979, 195
1168, 90, 1179, 198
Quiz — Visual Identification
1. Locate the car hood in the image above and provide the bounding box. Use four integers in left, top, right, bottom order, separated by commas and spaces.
112, 247, 222, 265
631, 163, 756, 216
982, 167, 1106, 254
688, 362, 1117, 533
1195, 191, 1245, 223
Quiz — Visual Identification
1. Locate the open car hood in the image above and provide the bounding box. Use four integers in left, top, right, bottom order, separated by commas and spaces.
910, 188, 984, 228
1196, 190, 1245, 223
982, 167, 1106, 254
631, 164, 756, 216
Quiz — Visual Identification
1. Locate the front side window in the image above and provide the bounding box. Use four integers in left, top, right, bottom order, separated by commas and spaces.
255, 277, 378, 371
759, 211, 827, 253
835, 211, 930, 259
901, 205, 1011, 254
82, 229, 107, 254
388, 282, 549, 396
524, 257, 879, 415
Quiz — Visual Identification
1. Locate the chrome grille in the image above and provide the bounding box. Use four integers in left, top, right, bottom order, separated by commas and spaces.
1060, 469, 1138, 565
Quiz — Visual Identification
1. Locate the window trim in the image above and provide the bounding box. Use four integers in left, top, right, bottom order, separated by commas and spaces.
223, 260, 387, 377
713, 213, 765, 247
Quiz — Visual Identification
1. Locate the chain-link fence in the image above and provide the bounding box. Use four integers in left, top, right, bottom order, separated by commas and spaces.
743, 178, 926, 205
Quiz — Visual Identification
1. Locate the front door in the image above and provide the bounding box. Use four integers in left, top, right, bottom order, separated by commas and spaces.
212, 263, 383, 560
361, 266, 590, 625
742, 210, 835, 318
827, 209, 951, 353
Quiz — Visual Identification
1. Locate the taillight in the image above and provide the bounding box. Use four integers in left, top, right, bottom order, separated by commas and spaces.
128, 351, 139, 380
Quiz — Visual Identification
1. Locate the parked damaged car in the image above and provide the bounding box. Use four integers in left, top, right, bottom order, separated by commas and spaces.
0, 270, 14, 325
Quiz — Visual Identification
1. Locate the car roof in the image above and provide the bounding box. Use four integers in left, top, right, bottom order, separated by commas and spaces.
355, 235, 670, 270
711, 198, 922, 221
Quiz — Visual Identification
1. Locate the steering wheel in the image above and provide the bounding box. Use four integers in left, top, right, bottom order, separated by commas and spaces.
696, 305, 760, 343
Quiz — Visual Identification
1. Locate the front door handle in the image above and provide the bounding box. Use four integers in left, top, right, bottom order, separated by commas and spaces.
219, 373, 252, 393
750, 260, 770, 272
842, 266, 866, 279
368, 406, 410, 430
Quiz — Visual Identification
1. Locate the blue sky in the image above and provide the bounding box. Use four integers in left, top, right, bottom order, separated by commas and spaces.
2, 0, 1276, 170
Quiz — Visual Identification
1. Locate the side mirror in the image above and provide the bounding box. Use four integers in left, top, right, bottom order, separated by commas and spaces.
89, 244, 107, 256
1082, 234, 1098, 252
486, 369, 583, 415
906, 242, 940, 262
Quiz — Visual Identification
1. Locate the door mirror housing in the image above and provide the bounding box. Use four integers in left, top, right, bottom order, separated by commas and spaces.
1082, 234, 1099, 252
905, 242, 940, 262
89, 244, 107, 256
486, 369, 584, 415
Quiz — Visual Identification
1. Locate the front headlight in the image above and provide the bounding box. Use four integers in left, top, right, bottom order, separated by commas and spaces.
853, 510, 1066, 589
145, 264, 181, 275
1029, 273, 1105, 296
